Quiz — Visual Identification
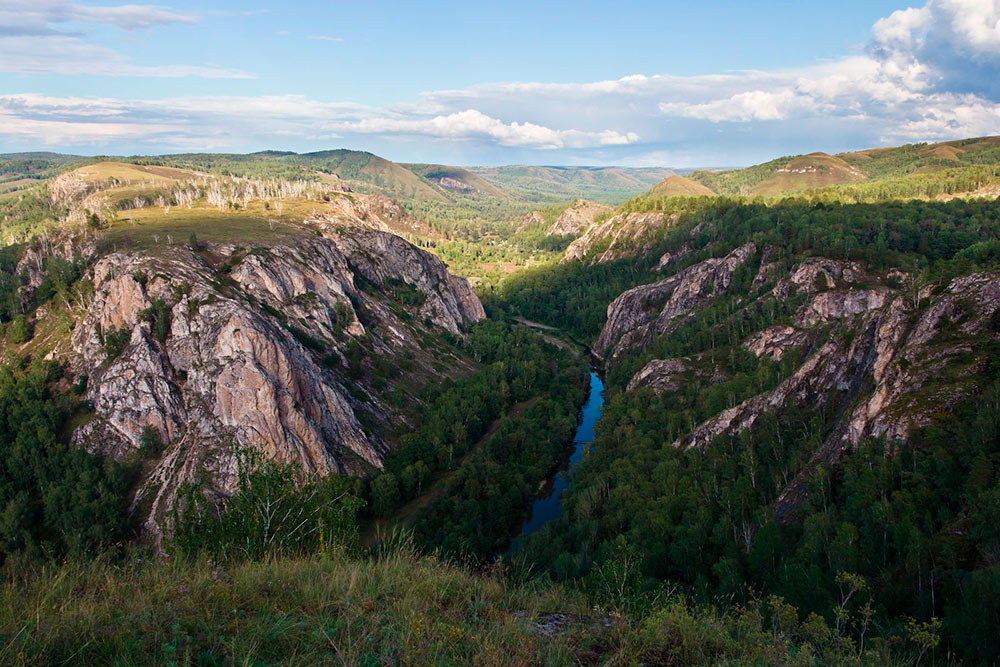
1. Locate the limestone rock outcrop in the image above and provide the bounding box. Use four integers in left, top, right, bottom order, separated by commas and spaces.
595, 243, 756, 360
66, 226, 483, 533
545, 200, 612, 237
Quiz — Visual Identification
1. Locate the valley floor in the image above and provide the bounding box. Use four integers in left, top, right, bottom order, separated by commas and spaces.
361, 393, 543, 548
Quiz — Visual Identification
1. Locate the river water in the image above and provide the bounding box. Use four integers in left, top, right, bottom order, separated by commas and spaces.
507, 371, 605, 553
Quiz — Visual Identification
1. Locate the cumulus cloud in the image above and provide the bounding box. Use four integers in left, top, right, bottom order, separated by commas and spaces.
0, 1, 998, 164
329, 110, 637, 149
652, 0, 1000, 145
0, 0, 251, 78
0, 95, 636, 153
873, 0, 1000, 98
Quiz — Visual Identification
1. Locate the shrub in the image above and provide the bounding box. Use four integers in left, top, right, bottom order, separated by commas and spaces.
173, 446, 362, 561
138, 425, 162, 458
7, 314, 31, 344
103, 326, 131, 360
139, 298, 172, 343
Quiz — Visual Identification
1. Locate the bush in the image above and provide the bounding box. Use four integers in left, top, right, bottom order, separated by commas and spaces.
102, 326, 131, 360
6, 314, 31, 344
139, 298, 171, 343
138, 425, 162, 458
173, 447, 363, 561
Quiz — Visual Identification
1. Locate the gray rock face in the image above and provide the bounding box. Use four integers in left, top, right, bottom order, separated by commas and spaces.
743, 326, 811, 362
68, 227, 483, 534
562, 212, 674, 264
606, 249, 1000, 518
627, 356, 727, 394
545, 200, 612, 237
595, 242, 757, 360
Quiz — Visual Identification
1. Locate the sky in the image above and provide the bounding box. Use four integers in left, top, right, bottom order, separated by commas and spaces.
0, 0, 999, 166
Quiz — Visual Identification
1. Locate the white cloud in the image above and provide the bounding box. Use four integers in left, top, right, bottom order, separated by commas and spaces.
306, 35, 342, 42
0, 1, 252, 78
328, 110, 637, 148
0, 95, 636, 152
0, 1, 998, 165
659, 90, 820, 122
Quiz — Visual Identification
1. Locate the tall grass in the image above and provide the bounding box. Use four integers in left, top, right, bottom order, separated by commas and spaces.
0, 545, 596, 665
0, 543, 917, 665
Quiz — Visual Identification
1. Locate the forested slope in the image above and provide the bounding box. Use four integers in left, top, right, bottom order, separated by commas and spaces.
504, 193, 1000, 662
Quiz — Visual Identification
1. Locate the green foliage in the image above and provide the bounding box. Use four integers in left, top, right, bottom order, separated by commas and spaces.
33, 255, 85, 305
410, 372, 586, 560
502, 252, 663, 340
0, 186, 67, 239
138, 298, 171, 344
0, 548, 912, 665
687, 137, 1000, 198
173, 447, 363, 562
6, 314, 31, 344
384, 277, 426, 307
101, 326, 130, 360
0, 360, 132, 563
369, 473, 399, 518
285, 323, 327, 351
517, 325, 1000, 663
362, 321, 587, 558
138, 425, 162, 458
0, 243, 25, 324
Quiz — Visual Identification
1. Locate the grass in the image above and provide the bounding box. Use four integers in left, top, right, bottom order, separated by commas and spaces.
100, 206, 307, 253
751, 153, 866, 196
0, 544, 914, 665
9, 297, 78, 361
0, 548, 604, 666
648, 176, 716, 198
68, 161, 197, 185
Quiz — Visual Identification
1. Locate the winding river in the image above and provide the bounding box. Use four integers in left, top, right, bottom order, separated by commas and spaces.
507, 370, 605, 553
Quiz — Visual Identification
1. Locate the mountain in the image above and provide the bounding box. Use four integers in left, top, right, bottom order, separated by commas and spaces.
501, 140, 1000, 659
689, 135, 1000, 198
6, 138, 1000, 662
403, 163, 510, 198
561, 136, 1000, 265
647, 174, 716, 197
469, 165, 676, 203
1, 161, 486, 536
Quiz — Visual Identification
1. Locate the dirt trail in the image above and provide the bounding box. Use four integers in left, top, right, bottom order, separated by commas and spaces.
513, 317, 582, 357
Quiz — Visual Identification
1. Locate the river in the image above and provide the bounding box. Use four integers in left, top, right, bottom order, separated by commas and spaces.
506, 370, 605, 553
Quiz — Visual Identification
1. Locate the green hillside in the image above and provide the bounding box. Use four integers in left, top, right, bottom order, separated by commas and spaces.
470, 165, 675, 203
689, 135, 1000, 198
404, 163, 510, 198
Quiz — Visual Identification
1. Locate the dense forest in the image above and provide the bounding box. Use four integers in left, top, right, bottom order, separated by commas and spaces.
5, 142, 1000, 662
362, 320, 588, 558
497, 194, 1000, 662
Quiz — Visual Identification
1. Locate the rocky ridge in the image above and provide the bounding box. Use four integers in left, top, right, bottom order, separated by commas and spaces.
562, 212, 675, 264
595, 242, 757, 360
545, 200, 612, 237
601, 247, 1000, 517
12, 186, 484, 535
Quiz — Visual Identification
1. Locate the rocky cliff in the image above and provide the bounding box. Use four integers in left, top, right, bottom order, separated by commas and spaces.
545, 200, 612, 237
600, 245, 1000, 517
562, 212, 674, 264
595, 242, 756, 360
8, 173, 485, 536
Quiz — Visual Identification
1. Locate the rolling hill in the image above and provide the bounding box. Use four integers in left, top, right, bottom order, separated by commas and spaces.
469, 165, 676, 203
689, 135, 1000, 197
647, 174, 716, 197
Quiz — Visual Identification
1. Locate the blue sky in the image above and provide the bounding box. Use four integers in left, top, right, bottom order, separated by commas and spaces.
1, 0, 998, 166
